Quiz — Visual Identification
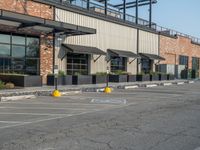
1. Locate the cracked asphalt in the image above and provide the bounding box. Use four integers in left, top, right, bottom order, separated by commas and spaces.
0, 82, 200, 150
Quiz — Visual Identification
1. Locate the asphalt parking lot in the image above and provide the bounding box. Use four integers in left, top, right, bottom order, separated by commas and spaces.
0, 81, 200, 150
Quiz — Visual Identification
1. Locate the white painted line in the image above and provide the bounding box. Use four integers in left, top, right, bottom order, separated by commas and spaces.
1, 95, 36, 102
188, 81, 194, 84
96, 88, 105, 92
161, 83, 173, 86
145, 84, 158, 88
0, 121, 31, 124
0, 112, 73, 116
0, 106, 97, 111
176, 82, 185, 85
0, 102, 137, 130
91, 98, 127, 104
124, 85, 139, 89
61, 91, 81, 95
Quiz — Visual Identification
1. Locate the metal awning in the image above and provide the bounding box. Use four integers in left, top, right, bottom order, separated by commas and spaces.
139, 53, 165, 60
0, 9, 96, 35
62, 44, 106, 55
107, 49, 140, 58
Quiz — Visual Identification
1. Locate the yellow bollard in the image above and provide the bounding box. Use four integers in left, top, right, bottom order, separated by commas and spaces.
52, 90, 61, 97
104, 87, 112, 93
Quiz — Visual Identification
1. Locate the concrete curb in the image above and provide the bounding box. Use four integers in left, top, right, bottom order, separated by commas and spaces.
0, 95, 36, 102
145, 84, 158, 88
161, 83, 173, 86
176, 82, 185, 85
61, 91, 82, 95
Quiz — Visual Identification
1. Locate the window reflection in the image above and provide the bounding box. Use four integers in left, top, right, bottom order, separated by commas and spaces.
0, 33, 40, 75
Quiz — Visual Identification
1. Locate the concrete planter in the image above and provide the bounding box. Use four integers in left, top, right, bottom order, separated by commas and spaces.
136, 74, 150, 82
0, 74, 42, 87
150, 74, 159, 81
92, 75, 107, 84
72, 75, 93, 85
127, 75, 137, 82
159, 74, 168, 80
167, 74, 175, 80
47, 75, 72, 85
109, 75, 127, 83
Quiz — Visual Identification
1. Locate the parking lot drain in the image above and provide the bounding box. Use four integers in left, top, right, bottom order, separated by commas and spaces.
91, 98, 127, 104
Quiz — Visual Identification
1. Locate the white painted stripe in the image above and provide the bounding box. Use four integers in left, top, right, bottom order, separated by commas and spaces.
176, 82, 185, 85
162, 83, 173, 86
188, 81, 194, 84
61, 91, 81, 95
0, 121, 31, 124
1, 95, 36, 102
145, 84, 158, 88
124, 85, 139, 89
0, 112, 74, 116
0, 106, 96, 111
0, 102, 137, 130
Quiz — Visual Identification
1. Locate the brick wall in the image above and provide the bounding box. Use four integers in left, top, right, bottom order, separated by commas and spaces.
0, 0, 53, 20
160, 35, 200, 70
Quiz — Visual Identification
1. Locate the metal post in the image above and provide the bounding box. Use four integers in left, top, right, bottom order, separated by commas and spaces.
136, 0, 138, 24
55, 77, 58, 90
149, 0, 152, 28
105, 0, 107, 15
87, 0, 90, 10
106, 66, 109, 87
123, 0, 126, 20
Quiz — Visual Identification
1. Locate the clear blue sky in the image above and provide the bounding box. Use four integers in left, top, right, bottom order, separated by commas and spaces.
109, 0, 200, 38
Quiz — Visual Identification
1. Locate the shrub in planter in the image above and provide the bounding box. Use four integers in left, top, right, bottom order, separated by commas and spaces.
136, 72, 150, 81
167, 74, 175, 80
150, 72, 159, 81
0, 73, 42, 87
72, 74, 93, 85
0, 80, 5, 90
92, 72, 107, 84
47, 71, 72, 86
109, 70, 128, 83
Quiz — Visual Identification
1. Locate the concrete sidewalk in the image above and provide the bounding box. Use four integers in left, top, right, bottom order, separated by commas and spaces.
0, 79, 196, 98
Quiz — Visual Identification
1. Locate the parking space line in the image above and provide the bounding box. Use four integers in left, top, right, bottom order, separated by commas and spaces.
0, 121, 31, 124
0, 112, 73, 116
0, 107, 99, 111
0, 102, 137, 130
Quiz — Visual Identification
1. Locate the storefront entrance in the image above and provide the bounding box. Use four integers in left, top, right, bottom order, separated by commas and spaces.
66, 53, 89, 75
141, 58, 152, 74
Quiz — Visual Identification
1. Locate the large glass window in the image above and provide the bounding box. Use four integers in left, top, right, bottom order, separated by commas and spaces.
12, 45, 26, 58
192, 57, 200, 70
110, 56, 126, 72
0, 44, 10, 56
67, 53, 89, 75
141, 59, 152, 74
26, 37, 39, 57
179, 55, 189, 68
0, 34, 10, 44
0, 33, 40, 75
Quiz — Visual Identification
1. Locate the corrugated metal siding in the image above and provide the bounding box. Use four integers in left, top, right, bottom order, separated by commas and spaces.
55, 8, 138, 74
139, 30, 159, 55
